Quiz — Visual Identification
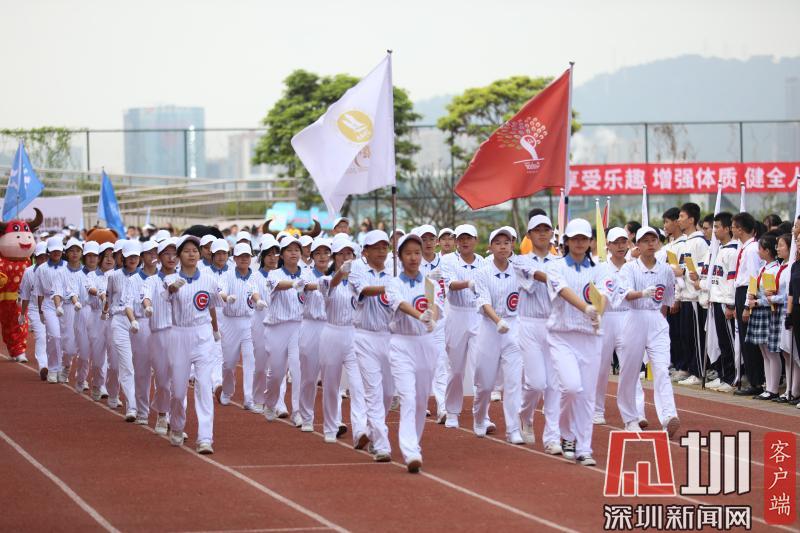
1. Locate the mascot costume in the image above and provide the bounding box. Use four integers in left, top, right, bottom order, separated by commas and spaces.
0, 208, 43, 361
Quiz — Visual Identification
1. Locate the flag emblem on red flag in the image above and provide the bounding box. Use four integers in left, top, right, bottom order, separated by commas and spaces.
455, 68, 572, 209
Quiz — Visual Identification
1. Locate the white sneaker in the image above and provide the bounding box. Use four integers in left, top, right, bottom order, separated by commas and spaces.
474, 423, 487, 438
107, 397, 119, 409
324, 433, 337, 443
624, 421, 641, 432
705, 378, 722, 390
16, 354, 28, 363
506, 430, 524, 445
57, 368, 69, 383
291, 412, 303, 427
155, 415, 169, 435
490, 390, 502, 402
577, 455, 597, 466
521, 423, 535, 444
124, 410, 137, 422
242, 402, 254, 411
277, 409, 290, 419
716, 383, 735, 393
251, 403, 265, 414
196, 441, 214, 454
47, 372, 57, 384
436, 411, 446, 424
264, 406, 277, 421
592, 414, 606, 425
444, 414, 459, 428
671, 370, 689, 382
301, 422, 314, 432
485, 421, 497, 435
544, 441, 563, 455
135, 416, 149, 425
561, 439, 576, 460
169, 430, 184, 446
678, 375, 702, 386
91, 388, 102, 401
219, 393, 231, 406
390, 396, 400, 410
99, 386, 108, 399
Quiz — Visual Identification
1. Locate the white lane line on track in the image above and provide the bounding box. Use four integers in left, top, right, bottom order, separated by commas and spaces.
171, 528, 332, 533
231, 462, 381, 469
0, 429, 120, 533
226, 399, 578, 533
0, 357, 348, 533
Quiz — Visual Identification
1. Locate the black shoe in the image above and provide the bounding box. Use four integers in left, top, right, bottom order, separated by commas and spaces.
773, 396, 789, 403
336, 424, 347, 438
788, 398, 800, 405
734, 386, 763, 396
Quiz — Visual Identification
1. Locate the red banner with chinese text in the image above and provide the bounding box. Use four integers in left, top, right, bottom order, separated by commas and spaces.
567, 162, 800, 195
763, 432, 796, 525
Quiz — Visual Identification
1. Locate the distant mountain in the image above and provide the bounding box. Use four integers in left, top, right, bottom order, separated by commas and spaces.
413, 55, 800, 125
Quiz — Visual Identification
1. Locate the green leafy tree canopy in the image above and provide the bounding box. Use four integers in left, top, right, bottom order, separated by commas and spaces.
253, 70, 420, 210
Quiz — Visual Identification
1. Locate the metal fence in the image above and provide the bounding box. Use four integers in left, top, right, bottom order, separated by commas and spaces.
1, 121, 799, 229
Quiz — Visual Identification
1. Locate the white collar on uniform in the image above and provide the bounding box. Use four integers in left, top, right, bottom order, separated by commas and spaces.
636, 257, 659, 273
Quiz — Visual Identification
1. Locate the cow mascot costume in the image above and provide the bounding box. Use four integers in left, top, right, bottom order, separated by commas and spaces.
0, 208, 43, 361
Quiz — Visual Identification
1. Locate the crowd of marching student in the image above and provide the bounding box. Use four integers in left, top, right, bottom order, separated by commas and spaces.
9, 205, 799, 473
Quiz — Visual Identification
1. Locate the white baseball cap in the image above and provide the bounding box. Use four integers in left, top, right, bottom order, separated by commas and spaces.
46, 236, 64, 252
500, 226, 517, 240
489, 227, 514, 243
141, 240, 159, 253
259, 234, 279, 252
82, 241, 100, 255
276, 231, 291, 242
280, 236, 301, 249
64, 238, 83, 251
200, 234, 216, 247
363, 230, 390, 247
333, 217, 350, 228
233, 243, 252, 257
158, 237, 178, 255
122, 240, 142, 258
177, 235, 201, 251
564, 218, 592, 238
438, 227, 455, 238
113, 239, 127, 253
606, 227, 629, 243
527, 215, 554, 231
236, 231, 252, 243
636, 226, 659, 242
413, 224, 437, 237
391, 227, 406, 236
99, 242, 115, 254
299, 235, 314, 247
310, 237, 331, 253
153, 229, 171, 243
397, 232, 423, 252
34, 241, 48, 256
210, 238, 229, 254
142, 223, 156, 231
332, 239, 357, 254
454, 224, 478, 238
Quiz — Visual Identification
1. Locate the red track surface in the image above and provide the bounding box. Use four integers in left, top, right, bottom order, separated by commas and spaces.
1, 344, 798, 532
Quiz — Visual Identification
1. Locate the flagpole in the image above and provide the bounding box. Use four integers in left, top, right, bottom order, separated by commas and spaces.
386, 48, 398, 277
15, 139, 23, 219
563, 62, 574, 228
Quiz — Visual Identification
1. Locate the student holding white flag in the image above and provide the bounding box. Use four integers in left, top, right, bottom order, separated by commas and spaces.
291, 54, 396, 215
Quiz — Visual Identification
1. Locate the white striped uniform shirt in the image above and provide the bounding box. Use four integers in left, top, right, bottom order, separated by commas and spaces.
301, 267, 327, 321
348, 260, 394, 332
420, 252, 446, 318
168, 269, 222, 327
595, 260, 631, 313
19, 265, 37, 303
74, 267, 95, 306
127, 269, 158, 318
199, 259, 213, 273
35, 260, 66, 309
207, 264, 230, 309
619, 257, 676, 311
106, 268, 139, 316
60, 265, 83, 302
318, 275, 355, 326
86, 269, 110, 311
441, 252, 485, 310
474, 260, 520, 319
142, 271, 174, 331
545, 255, 612, 335
514, 252, 558, 319
385, 272, 445, 336
218, 268, 258, 318
251, 268, 273, 308
264, 266, 304, 325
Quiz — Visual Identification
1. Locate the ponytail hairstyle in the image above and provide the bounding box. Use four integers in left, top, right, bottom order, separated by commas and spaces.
778, 233, 793, 262
758, 233, 778, 261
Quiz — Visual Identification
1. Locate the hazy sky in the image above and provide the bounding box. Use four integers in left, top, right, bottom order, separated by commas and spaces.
3, 0, 799, 130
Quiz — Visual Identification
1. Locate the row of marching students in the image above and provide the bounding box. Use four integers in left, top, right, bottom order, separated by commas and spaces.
659, 205, 800, 407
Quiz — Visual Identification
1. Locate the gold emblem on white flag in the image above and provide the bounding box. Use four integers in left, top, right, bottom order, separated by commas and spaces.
337, 110, 373, 143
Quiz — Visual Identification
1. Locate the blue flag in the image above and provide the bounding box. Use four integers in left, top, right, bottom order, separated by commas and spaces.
98, 170, 125, 237
3, 140, 44, 221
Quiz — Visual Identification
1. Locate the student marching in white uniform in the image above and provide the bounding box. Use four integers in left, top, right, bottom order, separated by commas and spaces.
319, 239, 369, 445
126, 240, 159, 424
36, 236, 67, 384
618, 227, 680, 436
513, 215, 562, 451
472, 227, 524, 443
250, 235, 279, 414
348, 230, 395, 463
207, 239, 230, 394
543, 218, 609, 466
58, 238, 84, 384
141, 237, 179, 435
19, 242, 49, 374
162, 235, 222, 454
103, 240, 141, 420
385, 232, 442, 472
216, 243, 264, 407
440, 224, 485, 429
86, 243, 115, 400
262, 236, 306, 422
296, 238, 330, 430
72, 241, 100, 393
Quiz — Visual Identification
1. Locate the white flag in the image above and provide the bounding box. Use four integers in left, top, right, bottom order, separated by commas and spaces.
706, 181, 724, 364
291, 55, 396, 215
641, 186, 648, 225
789, 174, 800, 267
739, 182, 746, 212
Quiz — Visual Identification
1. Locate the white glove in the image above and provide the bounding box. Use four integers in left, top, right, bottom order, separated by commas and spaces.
98, 292, 107, 303
213, 330, 221, 342
170, 278, 186, 291
512, 263, 531, 280
496, 319, 510, 334
466, 279, 476, 291
641, 286, 656, 299
293, 279, 307, 292
427, 268, 443, 280
74, 302, 82, 311
17, 314, 25, 326
424, 319, 436, 333
129, 320, 140, 334
255, 299, 268, 311
419, 309, 433, 324
340, 259, 353, 274
226, 294, 237, 305
584, 304, 598, 321
100, 312, 109, 321
144, 306, 153, 318
55, 306, 64, 317
591, 315, 601, 328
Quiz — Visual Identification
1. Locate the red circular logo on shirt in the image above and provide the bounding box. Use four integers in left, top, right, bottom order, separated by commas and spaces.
378, 292, 391, 307
653, 284, 666, 303
351, 296, 357, 310
605, 279, 616, 293
297, 292, 305, 304
582, 284, 592, 304
506, 292, 519, 312
247, 294, 254, 309
438, 278, 445, 292
413, 295, 428, 313
194, 290, 210, 311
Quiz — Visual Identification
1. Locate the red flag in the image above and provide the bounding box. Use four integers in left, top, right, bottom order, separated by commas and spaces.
455, 68, 572, 209
602, 197, 610, 229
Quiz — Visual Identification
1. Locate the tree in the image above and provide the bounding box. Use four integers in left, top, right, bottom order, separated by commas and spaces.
437, 75, 582, 230
253, 70, 421, 211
